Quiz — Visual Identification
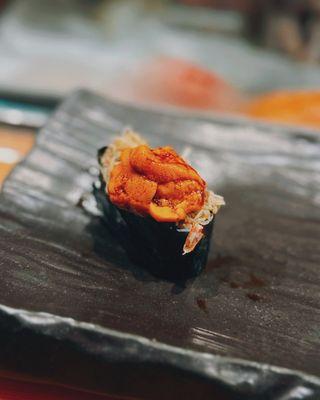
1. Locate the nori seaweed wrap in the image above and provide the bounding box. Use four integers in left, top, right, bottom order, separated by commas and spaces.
94, 130, 224, 281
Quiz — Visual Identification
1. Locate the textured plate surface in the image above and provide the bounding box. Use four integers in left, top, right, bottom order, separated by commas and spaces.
0, 90, 320, 399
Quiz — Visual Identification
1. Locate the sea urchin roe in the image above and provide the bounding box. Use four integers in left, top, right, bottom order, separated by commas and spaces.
108, 145, 206, 222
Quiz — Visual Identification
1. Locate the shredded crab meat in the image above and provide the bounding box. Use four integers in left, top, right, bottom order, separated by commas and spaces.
100, 129, 147, 185
183, 223, 204, 255
182, 191, 225, 254
183, 190, 225, 227
100, 129, 225, 254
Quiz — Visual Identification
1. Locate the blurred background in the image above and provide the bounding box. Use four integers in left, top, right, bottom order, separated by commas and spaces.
1, 0, 320, 187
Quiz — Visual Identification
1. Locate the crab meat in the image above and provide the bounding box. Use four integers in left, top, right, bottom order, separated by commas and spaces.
183, 223, 204, 255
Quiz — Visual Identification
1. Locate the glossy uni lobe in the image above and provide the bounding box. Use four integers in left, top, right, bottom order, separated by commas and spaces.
108, 145, 206, 222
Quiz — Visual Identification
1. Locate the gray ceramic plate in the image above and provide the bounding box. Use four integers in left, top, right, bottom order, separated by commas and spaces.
0, 90, 319, 399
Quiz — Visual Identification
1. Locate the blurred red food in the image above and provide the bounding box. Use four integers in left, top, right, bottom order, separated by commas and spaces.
110, 56, 241, 113
245, 90, 320, 129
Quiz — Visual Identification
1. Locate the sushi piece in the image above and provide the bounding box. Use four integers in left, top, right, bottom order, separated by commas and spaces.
94, 129, 224, 280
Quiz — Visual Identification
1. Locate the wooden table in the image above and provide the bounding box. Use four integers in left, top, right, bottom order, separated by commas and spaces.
0, 126, 35, 185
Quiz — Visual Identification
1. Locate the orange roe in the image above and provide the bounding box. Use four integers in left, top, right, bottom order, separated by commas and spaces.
108, 145, 206, 222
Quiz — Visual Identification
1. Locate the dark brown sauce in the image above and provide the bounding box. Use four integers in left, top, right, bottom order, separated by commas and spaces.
196, 297, 209, 314
230, 273, 267, 289
246, 273, 266, 288
206, 254, 238, 270
76, 195, 86, 209
246, 293, 262, 302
